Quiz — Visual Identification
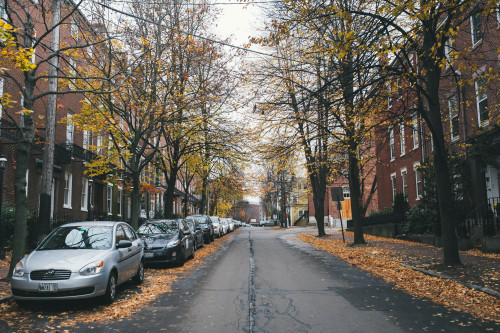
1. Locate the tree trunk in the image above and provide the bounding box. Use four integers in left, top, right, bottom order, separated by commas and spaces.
129, 172, 141, 230
312, 182, 326, 236
38, 0, 61, 240
200, 175, 208, 215
164, 171, 177, 218
423, 25, 461, 266
348, 145, 366, 244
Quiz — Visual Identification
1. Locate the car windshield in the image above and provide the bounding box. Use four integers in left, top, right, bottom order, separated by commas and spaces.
138, 221, 178, 235
188, 216, 207, 224
186, 221, 195, 230
38, 226, 113, 250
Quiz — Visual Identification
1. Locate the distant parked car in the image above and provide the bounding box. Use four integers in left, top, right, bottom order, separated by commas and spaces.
209, 216, 222, 238
227, 219, 235, 232
186, 218, 204, 250
137, 219, 195, 266
220, 219, 228, 235
241, 223, 252, 227
11, 221, 144, 305
186, 215, 214, 243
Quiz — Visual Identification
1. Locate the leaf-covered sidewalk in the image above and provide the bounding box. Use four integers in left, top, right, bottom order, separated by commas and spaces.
297, 230, 500, 323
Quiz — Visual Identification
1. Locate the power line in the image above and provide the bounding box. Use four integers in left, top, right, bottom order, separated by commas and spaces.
96, 1, 291, 61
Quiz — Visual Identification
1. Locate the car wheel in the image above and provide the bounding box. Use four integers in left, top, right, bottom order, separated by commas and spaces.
177, 248, 185, 266
132, 260, 144, 285
210, 233, 214, 242
103, 271, 117, 304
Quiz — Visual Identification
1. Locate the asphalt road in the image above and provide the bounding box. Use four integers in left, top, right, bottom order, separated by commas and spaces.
7, 228, 498, 332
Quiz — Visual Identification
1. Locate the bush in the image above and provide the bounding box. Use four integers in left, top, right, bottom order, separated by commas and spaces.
1, 204, 16, 243
403, 206, 437, 235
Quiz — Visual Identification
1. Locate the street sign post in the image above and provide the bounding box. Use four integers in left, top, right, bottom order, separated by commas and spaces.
331, 187, 346, 243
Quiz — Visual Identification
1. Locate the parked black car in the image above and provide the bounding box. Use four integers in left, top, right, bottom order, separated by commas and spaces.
186, 215, 214, 244
186, 219, 204, 250
137, 219, 195, 265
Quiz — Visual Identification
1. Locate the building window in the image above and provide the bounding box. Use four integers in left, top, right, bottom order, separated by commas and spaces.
391, 173, 397, 202
117, 187, 122, 216
414, 163, 423, 200
343, 186, 350, 199
470, 11, 483, 46
389, 126, 395, 160
497, 1, 500, 26
66, 113, 74, 145
107, 183, 113, 215
448, 96, 459, 141
64, 172, 72, 208
401, 169, 408, 199
83, 130, 90, 150
81, 178, 88, 211
97, 134, 103, 154
412, 114, 419, 149
387, 83, 392, 108
71, 20, 78, 40
25, 170, 29, 198
0, 1, 7, 21
69, 57, 76, 90
475, 78, 488, 125
400, 121, 405, 156
444, 38, 452, 67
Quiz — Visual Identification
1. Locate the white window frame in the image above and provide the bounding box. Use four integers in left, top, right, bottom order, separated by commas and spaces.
401, 168, 408, 200
25, 169, 29, 198
413, 163, 422, 200
64, 172, 72, 209
66, 113, 74, 145
81, 178, 88, 211
412, 114, 419, 149
83, 130, 90, 150
475, 78, 488, 126
342, 186, 350, 199
106, 183, 113, 215
117, 186, 122, 216
391, 173, 397, 202
470, 11, 483, 47
400, 121, 406, 156
389, 126, 395, 161
444, 38, 452, 67
448, 95, 459, 141
0, 1, 7, 21
97, 134, 103, 154
71, 19, 78, 41
387, 83, 392, 108
497, 1, 500, 26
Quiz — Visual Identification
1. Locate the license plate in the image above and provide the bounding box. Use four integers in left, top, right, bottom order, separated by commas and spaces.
144, 252, 154, 258
39, 283, 58, 292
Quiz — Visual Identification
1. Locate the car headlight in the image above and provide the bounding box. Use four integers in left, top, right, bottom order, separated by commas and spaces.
13, 262, 24, 277
79, 261, 104, 276
166, 240, 180, 248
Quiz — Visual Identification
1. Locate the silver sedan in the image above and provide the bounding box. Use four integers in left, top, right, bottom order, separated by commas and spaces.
11, 221, 144, 305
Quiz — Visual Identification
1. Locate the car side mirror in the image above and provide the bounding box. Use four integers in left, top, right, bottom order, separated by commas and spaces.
117, 240, 132, 248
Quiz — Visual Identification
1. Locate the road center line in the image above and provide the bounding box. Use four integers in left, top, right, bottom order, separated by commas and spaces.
248, 231, 256, 333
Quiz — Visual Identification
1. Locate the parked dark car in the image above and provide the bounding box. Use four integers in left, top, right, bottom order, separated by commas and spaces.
186, 219, 204, 250
137, 219, 195, 265
187, 215, 214, 244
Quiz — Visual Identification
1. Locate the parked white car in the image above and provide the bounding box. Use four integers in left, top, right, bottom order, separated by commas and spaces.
209, 216, 222, 238
11, 221, 144, 305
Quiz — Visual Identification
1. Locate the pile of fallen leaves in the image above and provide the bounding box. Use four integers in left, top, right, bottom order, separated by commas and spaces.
0, 231, 236, 330
296, 233, 500, 323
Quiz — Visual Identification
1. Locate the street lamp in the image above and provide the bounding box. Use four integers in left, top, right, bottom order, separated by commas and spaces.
0, 155, 7, 259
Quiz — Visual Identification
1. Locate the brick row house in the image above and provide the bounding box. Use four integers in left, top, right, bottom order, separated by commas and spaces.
375, 3, 500, 239
0, 0, 200, 233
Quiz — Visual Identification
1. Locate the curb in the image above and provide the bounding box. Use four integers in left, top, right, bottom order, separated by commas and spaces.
0, 294, 12, 303
401, 264, 500, 298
